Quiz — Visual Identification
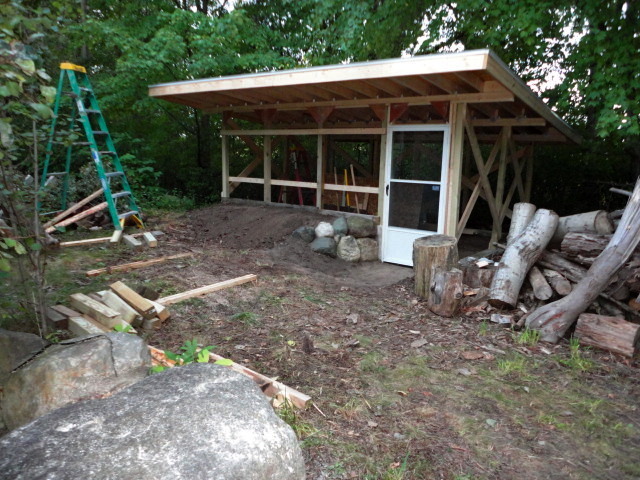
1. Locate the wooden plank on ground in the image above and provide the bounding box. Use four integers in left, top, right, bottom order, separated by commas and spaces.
69, 293, 124, 328
156, 274, 258, 306
68, 315, 110, 336
45, 307, 68, 330
85, 253, 193, 277
148, 346, 311, 409
100, 290, 142, 326
110, 281, 156, 318
110, 229, 123, 245
43, 188, 104, 229
59, 230, 164, 248
123, 234, 143, 249
143, 232, 157, 247
149, 300, 170, 322
45, 201, 108, 233
50, 304, 82, 318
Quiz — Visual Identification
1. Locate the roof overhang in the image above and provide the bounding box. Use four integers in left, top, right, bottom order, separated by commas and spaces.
149, 49, 580, 144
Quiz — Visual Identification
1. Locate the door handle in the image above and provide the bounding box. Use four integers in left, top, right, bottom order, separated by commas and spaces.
386, 184, 389, 196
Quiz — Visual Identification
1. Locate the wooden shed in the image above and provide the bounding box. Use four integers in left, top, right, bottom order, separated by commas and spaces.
149, 49, 579, 266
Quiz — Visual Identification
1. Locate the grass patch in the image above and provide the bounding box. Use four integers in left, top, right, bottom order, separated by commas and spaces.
229, 311, 260, 326
359, 351, 386, 374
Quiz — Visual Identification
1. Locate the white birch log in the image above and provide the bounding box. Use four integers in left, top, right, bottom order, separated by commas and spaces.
506, 202, 536, 246
526, 177, 640, 342
489, 209, 559, 309
551, 210, 614, 244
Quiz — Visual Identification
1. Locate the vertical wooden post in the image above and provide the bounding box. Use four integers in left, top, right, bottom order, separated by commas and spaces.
524, 144, 534, 203
316, 134, 324, 209
491, 126, 510, 244
445, 102, 466, 237
263, 135, 272, 202
221, 134, 229, 198
377, 105, 390, 219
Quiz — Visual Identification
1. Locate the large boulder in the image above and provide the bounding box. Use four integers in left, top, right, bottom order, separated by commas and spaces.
1, 333, 150, 430
357, 238, 379, 262
310, 237, 337, 257
0, 329, 47, 385
314, 221, 334, 238
291, 226, 315, 243
337, 236, 360, 262
0, 364, 306, 480
332, 217, 348, 236
347, 216, 377, 238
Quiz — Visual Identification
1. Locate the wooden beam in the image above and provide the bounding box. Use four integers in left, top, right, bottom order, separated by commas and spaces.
431, 101, 450, 121
389, 103, 409, 123
229, 176, 264, 185
256, 108, 278, 126
58, 231, 163, 248
45, 202, 108, 233
110, 229, 123, 245
110, 281, 156, 318
86, 252, 194, 277
68, 315, 110, 336
143, 232, 158, 247
156, 274, 258, 306
493, 126, 510, 243
316, 134, 324, 209
445, 102, 466, 237
221, 134, 229, 198
69, 293, 124, 329
123, 234, 143, 249
42, 189, 104, 229
324, 184, 379, 194
307, 106, 334, 125
471, 117, 546, 127
221, 127, 386, 136
263, 135, 272, 202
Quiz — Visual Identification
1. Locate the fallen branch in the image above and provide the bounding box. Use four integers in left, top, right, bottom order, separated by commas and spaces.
157, 274, 258, 306
526, 177, 640, 342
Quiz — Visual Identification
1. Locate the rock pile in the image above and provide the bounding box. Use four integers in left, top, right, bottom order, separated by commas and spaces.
293, 216, 378, 262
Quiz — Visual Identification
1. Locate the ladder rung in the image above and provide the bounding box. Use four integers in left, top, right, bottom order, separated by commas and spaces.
105, 171, 124, 178
112, 191, 131, 199
84, 109, 100, 114
79, 87, 91, 92
73, 142, 91, 146
99, 151, 115, 155
47, 171, 68, 177
92, 131, 108, 135
118, 210, 139, 220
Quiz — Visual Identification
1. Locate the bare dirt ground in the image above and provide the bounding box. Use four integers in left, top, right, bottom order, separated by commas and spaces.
43, 202, 640, 479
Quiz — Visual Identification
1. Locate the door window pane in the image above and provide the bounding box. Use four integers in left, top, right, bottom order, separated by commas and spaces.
391, 131, 444, 181
388, 182, 440, 231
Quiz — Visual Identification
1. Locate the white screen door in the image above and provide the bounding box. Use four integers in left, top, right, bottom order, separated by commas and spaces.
381, 126, 450, 266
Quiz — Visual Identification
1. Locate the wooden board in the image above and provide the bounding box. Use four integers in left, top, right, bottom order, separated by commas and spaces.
156, 274, 258, 306
123, 234, 143, 249
109, 281, 156, 318
50, 304, 82, 318
110, 229, 123, 245
69, 293, 123, 328
100, 290, 142, 326
45, 202, 108, 233
42, 188, 104, 229
45, 307, 68, 330
143, 232, 157, 247
85, 253, 193, 277
58, 230, 164, 248
68, 315, 110, 337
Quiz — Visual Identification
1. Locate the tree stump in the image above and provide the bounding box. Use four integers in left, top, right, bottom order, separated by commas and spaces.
413, 235, 458, 298
428, 267, 463, 317
574, 313, 640, 357
489, 209, 559, 309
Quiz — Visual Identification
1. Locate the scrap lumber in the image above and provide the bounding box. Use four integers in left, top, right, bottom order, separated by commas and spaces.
110, 281, 156, 318
50, 304, 82, 318
45, 201, 108, 233
574, 313, 640, 358
42, 188, 104, 229
489, 209, 558, 309
85, 253, 193, 277
123, 234, 143, 249
59, 230, 164, 248
156, 274, 258, 306
413, 235, 458, 299
100, 290, 142, 327
143, 232, 157, 247
142, 318, 162, 330
148, 346, 311, 409
69, 293, 124, 328
110, 229, 123, 245
45, 307, 68, 330
68, 315, 110, 336
149, 300, 170, 322
527, 177, 640, 342
428, 267, 463, 317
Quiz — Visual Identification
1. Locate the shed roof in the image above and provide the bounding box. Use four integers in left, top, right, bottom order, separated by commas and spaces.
149, 49, 580, 143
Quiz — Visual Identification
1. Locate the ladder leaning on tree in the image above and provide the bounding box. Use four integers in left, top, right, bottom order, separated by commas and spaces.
40, 62, 142, 230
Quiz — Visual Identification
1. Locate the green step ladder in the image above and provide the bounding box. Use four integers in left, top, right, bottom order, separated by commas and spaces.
40, 62, 142, 230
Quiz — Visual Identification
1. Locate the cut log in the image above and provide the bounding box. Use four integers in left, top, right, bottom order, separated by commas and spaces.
109, 281, 156, 318
156, 274, 258, 306
551, 210, 613, 244
542, 269, 572, 296
45, 201, 108, 233
489, 209, 559, 309
85, 253, 193, 277
528, 266, 553, 301
561, 232, 640, 267
506, 202, 536, 246
413, 235, 458, 299
527, 177, 640, 342
123, 234, 143, 249
460, 261, 497, 288
42, 188, 104, 229
69, 293, 123, 328
428, 268, 463, 317
574, 313, 640, 358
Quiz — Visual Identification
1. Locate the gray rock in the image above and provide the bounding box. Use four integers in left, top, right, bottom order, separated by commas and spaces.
337, 236, 360, 262
1, 333, 150, 430
310, 237, 337, 257
292, 226, 315, 243
0, 329, 47, 385
357, 238, 379, 261
347, 216, 377, 238
0, 364, 305, 480
332, 217, 348, 236
315, 221, 334, 238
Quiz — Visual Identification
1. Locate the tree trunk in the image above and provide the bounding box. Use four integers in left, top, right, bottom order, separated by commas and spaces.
526, 177, 640, 342
561, 232, 640, 266
489, 209, 559, 309
507, 202, 536, 246
428, 267, 463, 317
413, 235, 458, 298
551, 210, 613, 244
528, 266, 552, 300
574, 313, 640, 358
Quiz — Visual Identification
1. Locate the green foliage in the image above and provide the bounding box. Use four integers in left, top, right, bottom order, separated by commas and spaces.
113, 324, 133, 333
151, 338, 215, 373
559, 337, 594, 372
515, 328, 540, 346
